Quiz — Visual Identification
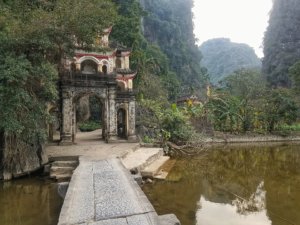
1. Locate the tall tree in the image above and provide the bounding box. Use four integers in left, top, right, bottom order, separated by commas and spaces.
263, 0, 300, 88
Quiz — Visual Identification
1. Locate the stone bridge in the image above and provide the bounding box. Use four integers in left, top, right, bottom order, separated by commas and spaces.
57, 158, 180, 225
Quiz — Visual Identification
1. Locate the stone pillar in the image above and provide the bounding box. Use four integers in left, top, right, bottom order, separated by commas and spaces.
98, 64, 102, 73
107, 87, 118, 142
76, 63, 81, 71
71, 103, 76, 142
103, 99, 108, 140
128, 99, 138, 142
60, 89, 73, 145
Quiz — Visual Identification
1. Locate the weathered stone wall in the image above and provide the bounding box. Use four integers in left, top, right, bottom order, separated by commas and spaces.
0, 135, 48, 181
0, 132, 4, 180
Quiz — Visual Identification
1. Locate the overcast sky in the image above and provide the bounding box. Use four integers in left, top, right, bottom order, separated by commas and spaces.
193, 0, 273, 58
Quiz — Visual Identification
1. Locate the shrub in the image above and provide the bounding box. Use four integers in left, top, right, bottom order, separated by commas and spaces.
78, 121, 101, 132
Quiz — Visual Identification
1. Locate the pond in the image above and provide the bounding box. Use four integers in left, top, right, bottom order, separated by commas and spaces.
0, 177, 63, 225
142, 143, 300, 225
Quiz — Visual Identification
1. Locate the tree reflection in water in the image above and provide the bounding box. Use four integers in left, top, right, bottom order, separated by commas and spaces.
232, 181, 266, 215
196, 181, 270, 225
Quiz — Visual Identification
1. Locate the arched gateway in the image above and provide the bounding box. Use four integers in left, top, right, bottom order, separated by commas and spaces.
57, 28, 137, 144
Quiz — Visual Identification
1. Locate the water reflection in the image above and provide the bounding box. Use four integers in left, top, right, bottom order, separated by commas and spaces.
142, 143, 300, 225
0, 177, 63, 225
196, 182, 271, 225
197, 196, 271, 225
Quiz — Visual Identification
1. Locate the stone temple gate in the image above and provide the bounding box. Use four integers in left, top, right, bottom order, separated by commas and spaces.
54, 28, 137, 144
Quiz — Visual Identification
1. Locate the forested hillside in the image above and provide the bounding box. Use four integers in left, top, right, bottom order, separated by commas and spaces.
263, 0, 300, 87
200, 38, 261, 84
111, 0, 207, 100
141, 0, 208, 94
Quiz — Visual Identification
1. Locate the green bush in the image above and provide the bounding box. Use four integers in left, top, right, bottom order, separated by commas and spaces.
142, 135, 154, 143
78, 121, 101, 132
278, 123, 300, 131
162, 108, 196, 144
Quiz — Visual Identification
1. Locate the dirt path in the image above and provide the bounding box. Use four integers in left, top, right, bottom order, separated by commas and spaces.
46, 130, 139, 160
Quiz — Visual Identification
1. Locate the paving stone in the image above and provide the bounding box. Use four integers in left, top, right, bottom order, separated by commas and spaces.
94, 170, 145, 220
92, 160, 114, 173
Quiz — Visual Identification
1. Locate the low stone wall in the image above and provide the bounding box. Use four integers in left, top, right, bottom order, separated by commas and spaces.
203, 134, 300, 144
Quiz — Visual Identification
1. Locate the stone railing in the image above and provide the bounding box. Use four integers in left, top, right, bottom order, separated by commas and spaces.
60, 71, 117, 87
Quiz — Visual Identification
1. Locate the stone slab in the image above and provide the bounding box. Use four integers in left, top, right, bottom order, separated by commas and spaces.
153, 170, 169, 180
158, 214, 181, 225
127, 212, 158, 225
141, 156, 170, 178
58, 161, 94, 225
121, 148, 163, 170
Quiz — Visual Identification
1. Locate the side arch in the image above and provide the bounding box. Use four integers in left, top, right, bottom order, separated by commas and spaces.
117, 80, 127, 91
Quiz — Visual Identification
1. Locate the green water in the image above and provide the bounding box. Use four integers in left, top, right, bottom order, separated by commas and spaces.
0, 177, 63, 225
142, 143, 300, 225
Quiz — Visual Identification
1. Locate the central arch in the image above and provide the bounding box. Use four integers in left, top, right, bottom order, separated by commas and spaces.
72, 92, 107, 143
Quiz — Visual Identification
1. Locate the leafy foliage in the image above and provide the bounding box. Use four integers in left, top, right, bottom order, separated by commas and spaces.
289, 60, 300, 94
204, 70, 298, 133
200, 38, 261, 84
137, 99, 196, 144
263, 0, 300, 87
260, 89, 298, 132
0, 0, 117, 175
79, 121, 101, 132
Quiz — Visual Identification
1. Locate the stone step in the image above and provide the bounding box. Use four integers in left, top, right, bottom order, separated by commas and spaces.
48, 155, 79, 162
52, 160, 79, 168
53, 174, 73, 182
121, 148, 164, 171
50, 166, 75, 174
50, 166, 75, 180
141, 156, 170, 178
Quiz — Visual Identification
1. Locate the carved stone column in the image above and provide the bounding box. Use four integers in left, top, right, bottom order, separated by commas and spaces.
128, 99, 138, 142
103, 99, 108, 140
60, 89, 73, 145
107, 87, 118, 142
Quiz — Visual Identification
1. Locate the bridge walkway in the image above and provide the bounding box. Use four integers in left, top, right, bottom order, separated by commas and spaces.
58, 158, 160, 225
